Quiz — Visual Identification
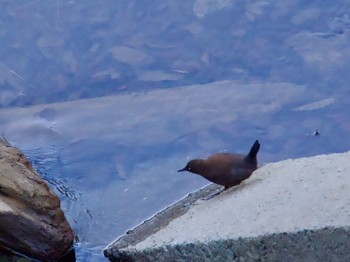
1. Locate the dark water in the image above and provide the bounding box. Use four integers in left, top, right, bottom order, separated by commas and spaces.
0, 1, 349, 261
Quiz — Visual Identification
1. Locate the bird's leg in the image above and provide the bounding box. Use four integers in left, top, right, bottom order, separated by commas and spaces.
204, 183, 244, 200
204, 186, 227, 200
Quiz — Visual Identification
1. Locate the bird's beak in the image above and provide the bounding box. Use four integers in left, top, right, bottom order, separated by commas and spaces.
177, 167, 186, 172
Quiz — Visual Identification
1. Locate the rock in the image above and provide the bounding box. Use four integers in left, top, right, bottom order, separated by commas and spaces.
0, 139, 74, 261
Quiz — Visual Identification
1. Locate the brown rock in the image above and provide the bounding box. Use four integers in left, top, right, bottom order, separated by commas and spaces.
0, 139, 74, 260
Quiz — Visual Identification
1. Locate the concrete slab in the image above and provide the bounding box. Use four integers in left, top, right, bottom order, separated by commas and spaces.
104, 151, 350, 261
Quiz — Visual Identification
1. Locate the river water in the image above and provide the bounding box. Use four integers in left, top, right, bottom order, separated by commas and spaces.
0, 1, 349, 261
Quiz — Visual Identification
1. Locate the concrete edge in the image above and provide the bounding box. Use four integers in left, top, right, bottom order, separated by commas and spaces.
104, 183, 222, 255
105, 226, 350, 262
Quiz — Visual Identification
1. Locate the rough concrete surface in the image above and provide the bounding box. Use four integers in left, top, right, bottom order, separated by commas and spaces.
105, 151, 350, 261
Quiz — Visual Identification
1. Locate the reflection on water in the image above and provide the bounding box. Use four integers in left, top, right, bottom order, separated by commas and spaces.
25, 147, 81, 201
0, 1, 350, 261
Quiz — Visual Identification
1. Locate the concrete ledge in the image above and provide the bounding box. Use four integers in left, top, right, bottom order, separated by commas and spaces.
106, 183, 222, 251
107, 226, 350, 262
104, 151, 350, 261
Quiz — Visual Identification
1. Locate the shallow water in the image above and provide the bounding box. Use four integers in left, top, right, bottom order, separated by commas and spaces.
0, 1, 350, 261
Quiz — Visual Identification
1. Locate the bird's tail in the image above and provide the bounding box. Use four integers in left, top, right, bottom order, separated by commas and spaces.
247, 140, 260, 159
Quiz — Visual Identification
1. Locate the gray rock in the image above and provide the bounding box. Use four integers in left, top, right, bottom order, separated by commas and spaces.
0, 139, 74, 260
106, 226, 350, 262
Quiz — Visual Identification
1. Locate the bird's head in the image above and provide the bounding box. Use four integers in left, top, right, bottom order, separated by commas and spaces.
178, 159, 203, 174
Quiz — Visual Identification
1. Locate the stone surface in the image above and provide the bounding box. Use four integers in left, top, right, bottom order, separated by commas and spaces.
107, 227, 350, 262
0, 139, 74, 260
105, 151, 350, 261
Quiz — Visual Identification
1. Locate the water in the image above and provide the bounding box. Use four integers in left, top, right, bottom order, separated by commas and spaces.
0, 1, 350, 261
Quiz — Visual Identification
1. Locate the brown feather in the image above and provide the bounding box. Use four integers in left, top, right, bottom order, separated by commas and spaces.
178, 140, 260, 188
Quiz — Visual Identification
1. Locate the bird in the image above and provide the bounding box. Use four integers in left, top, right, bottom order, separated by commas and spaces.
178, 140, 260, 190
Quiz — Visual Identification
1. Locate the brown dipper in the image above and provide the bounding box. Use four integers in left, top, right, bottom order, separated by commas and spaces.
178, 140, 260, 190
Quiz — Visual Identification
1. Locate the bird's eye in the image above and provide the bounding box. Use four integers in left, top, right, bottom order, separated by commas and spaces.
188, 167, 192, 171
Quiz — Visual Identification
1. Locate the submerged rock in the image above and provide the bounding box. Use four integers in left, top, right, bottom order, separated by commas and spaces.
0, 139, 74, 260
